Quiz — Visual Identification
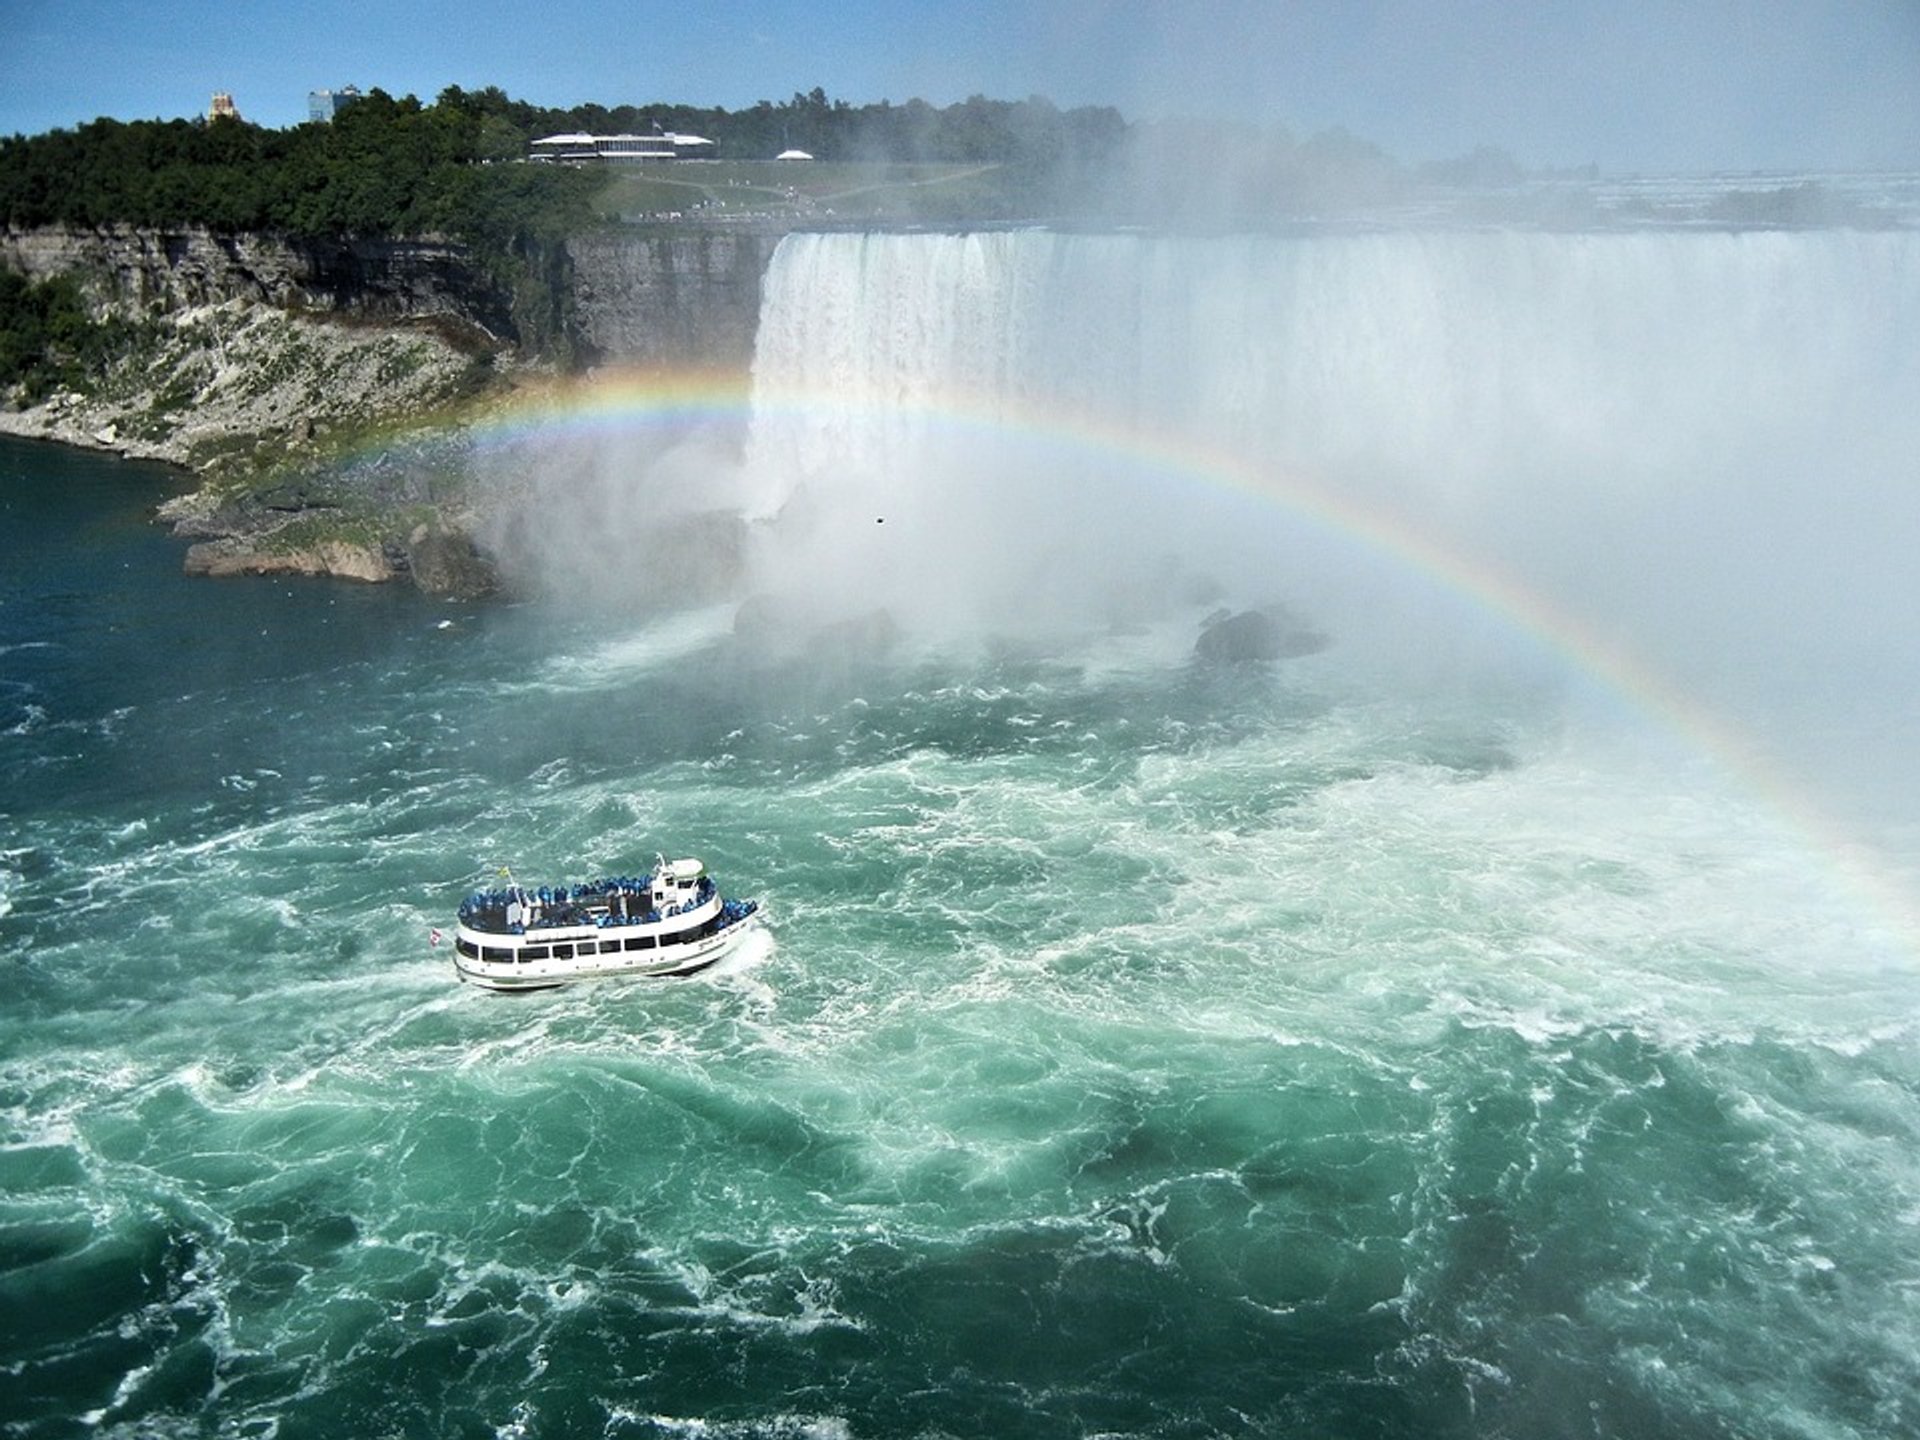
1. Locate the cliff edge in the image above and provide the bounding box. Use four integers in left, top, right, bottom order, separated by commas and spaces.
0, 223, 778, 596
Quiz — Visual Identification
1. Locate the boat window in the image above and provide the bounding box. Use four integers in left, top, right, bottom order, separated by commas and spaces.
625, 935, 656, 951
521, 946, 550, 961
456, 938, 479, 958
598, 940, 621, 954
482, 946, 511, 961
551, 944, 574, 960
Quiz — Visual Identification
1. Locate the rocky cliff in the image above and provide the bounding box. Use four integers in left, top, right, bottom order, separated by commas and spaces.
566, 229, 776, 369
0, 225, 517, 339
0, 221, 777, 368
0, 222, 786, 595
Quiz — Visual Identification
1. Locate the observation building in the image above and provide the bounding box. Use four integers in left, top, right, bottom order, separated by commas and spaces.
528, 130, 714, 162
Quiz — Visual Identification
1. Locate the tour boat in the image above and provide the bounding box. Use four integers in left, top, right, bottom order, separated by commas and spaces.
450, 856, 762, 991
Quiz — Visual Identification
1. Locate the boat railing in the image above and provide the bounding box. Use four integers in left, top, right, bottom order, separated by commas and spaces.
459, 875, 727, 935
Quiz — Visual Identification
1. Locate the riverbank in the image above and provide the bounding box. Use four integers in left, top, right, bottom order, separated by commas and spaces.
0, 294, 526, 596
0, 299, 491, 465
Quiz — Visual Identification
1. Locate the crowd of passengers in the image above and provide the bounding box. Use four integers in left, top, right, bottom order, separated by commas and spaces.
459, 875, 718, 933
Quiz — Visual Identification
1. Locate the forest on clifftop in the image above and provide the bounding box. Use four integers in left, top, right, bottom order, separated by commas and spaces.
0, 86, 1130, 244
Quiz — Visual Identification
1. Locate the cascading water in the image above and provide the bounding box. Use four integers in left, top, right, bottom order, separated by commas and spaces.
743, 226, 1920, 812
748, 228, 1919, 489
4, 220, 1919, 1440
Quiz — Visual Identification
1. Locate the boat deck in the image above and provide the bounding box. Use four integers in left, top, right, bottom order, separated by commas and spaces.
458, 874, 715, 937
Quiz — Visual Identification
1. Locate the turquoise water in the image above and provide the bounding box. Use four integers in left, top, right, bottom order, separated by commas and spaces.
4, 430, 1918, 1439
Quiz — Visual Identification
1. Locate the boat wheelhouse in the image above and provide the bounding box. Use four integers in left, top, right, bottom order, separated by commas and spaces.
451, 856, 761, 991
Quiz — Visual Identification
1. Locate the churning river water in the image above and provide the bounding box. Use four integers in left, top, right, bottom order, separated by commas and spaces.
5, 223, 1920, 1440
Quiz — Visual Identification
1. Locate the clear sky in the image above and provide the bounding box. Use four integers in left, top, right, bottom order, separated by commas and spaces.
3, 0, 1916, 173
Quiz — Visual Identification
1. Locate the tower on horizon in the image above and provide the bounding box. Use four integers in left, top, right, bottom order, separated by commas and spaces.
209, 91, 239, 121
308, 86, 362, 124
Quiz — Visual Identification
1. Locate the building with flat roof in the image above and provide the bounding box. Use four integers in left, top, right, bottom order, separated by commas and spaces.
209, 92, 239, 121
529, 130, 714, 163
309, 86, 362, 124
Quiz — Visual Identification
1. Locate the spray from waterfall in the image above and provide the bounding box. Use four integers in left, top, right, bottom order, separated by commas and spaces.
733, 227, 1920, 817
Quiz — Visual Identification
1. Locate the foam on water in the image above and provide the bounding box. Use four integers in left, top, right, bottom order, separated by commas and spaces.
536, 604, 742, 691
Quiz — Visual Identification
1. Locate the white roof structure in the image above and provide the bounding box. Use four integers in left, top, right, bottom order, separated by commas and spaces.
529, 131, 714, 158
776, 148, 815, 161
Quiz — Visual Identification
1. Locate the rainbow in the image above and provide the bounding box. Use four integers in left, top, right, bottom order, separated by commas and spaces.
447, 365, 1920, 958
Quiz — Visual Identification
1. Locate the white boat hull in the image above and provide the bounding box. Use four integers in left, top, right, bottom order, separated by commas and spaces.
452, 911, 761, 991
451, 857, 762, 992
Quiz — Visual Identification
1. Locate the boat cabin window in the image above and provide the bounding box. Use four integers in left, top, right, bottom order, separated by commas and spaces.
482, 946, 511, 961
625, 935, 656, 951
457, 938, 479, 958
551, 944, 574, 960
521, 946, 550, 961
598, 940, 621, 954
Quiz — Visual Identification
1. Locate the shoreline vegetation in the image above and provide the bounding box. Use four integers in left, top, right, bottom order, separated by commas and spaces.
2, 84, 1903, 595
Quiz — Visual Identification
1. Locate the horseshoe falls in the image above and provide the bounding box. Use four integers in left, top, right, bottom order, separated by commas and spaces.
5, 223, 1920, 1440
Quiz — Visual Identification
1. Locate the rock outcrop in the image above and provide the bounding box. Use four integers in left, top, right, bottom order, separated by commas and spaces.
565, 229, 776, 369
1194, 606, 1332, 664
404, 526, 498, 600
0, 298, 485, 473
0, 225, 512, 336
182, 535, 396, 583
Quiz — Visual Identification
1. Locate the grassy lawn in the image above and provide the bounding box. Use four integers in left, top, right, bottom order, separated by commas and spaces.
589, 160, 1024, 225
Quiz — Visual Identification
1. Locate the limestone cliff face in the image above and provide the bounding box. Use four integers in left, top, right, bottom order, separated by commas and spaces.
565, 229, 777, 369
1, 222, 782, 367
0, 224, 516, 338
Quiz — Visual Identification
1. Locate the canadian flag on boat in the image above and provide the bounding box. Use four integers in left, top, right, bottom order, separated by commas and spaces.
429, 927, 444, 948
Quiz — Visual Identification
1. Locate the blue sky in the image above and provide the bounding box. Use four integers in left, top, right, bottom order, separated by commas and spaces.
3, 0, 1916, 172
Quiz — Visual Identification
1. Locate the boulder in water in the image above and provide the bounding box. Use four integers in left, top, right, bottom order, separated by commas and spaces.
407, 527, 497, 600
1194, 606, 1331, 664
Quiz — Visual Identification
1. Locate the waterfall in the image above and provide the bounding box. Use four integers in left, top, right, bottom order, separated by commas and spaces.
741, 228, 1920, 687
